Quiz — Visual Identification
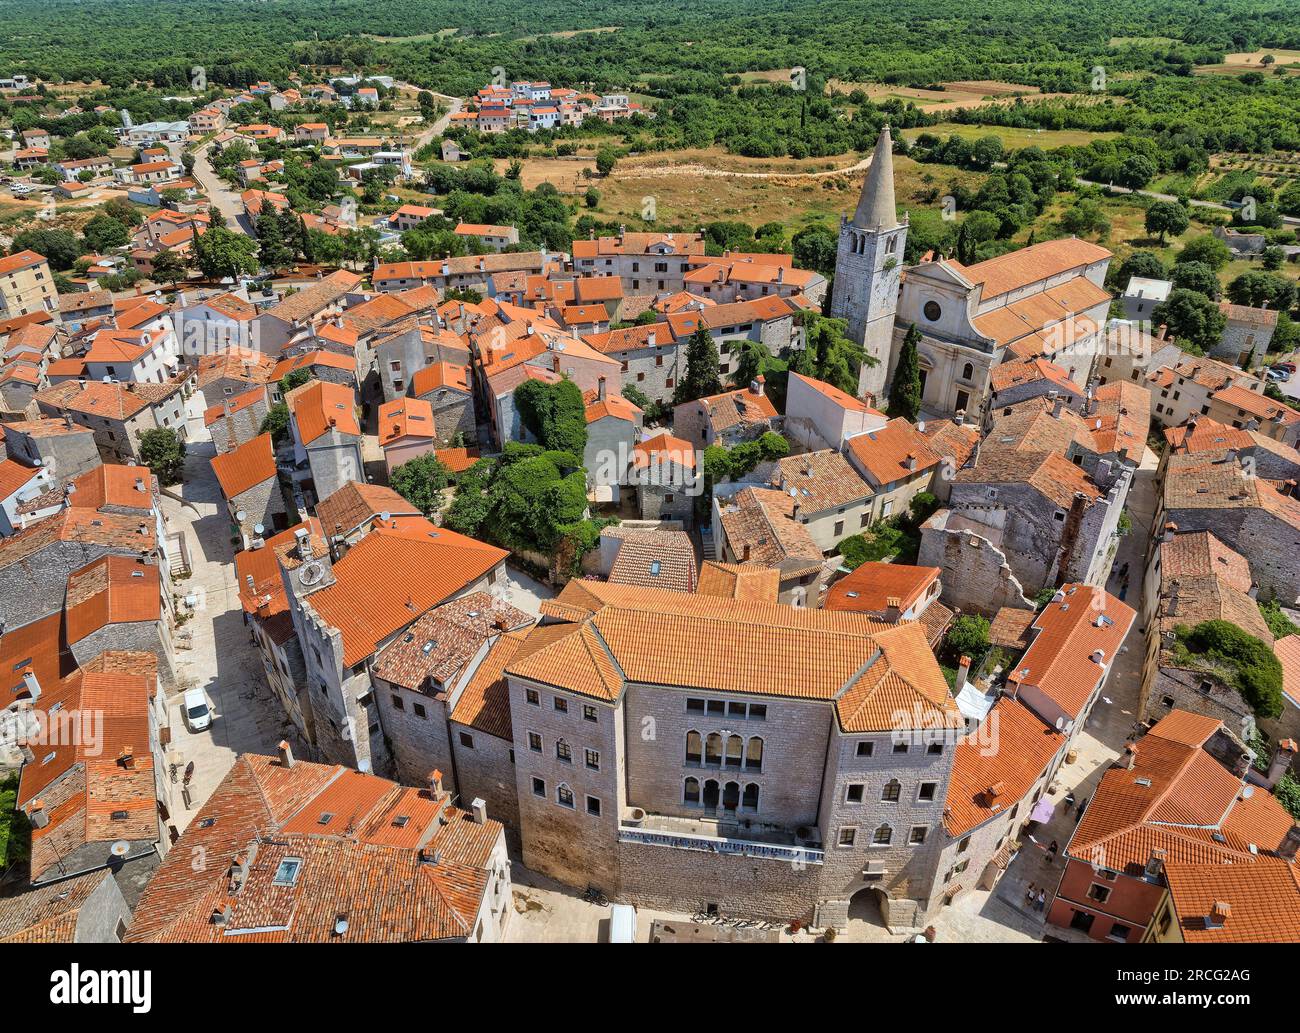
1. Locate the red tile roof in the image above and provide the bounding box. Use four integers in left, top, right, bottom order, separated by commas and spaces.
210, 433, 277, 500
290, 381, 359, 444
64, 555, 160, 643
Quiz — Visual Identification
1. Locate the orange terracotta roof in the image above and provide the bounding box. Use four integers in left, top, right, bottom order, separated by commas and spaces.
825, 563, 939, 616
788, 371, 882, 415
846, 418, 940, 487
64, 554, 160, 644
695, 561, 780, 603
210, 433, 277, 500
378, 397, 435, 446
315, 482, 418, 539
633, 431, 696, 470
305, 520, 508, 667
433, 447, 481, 473
1007, 583, 1134, 721
954, 238, 1111, 299
203, 386, 266, 426
1163, 860, 1300, 943
290, 380, 359, 444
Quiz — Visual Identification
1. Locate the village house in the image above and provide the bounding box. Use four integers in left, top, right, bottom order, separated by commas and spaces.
1137, 527, 1269, 744
275, 517, 508, 771
125, 748, 514, 943
1048, 710, 1297, 943
286, 379, 363, 504
0, 251, 57, 321
204, 386, 270, 455
34, 378, 188, 464
631, 432, 698, 523
785, 371, 888, 452
211, 432, 288, 545
823, 562, 952, 647
377, 396, 438, 476
1213, 301, 1278, 370
673, 379, 781, 450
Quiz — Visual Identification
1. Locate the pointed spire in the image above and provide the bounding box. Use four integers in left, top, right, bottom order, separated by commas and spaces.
853, 124, 898, 230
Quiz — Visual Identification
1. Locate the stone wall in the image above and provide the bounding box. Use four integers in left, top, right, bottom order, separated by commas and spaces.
450, 723, 520, 829
918, 511, 1035, 616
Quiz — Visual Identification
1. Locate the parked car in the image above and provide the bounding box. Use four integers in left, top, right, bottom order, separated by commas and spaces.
183, 688, 212, 732
1267, 367, 1290, 382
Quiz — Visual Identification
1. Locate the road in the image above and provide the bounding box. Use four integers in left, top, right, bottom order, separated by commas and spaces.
191, 139, 249, 233
409, 93, 463, 152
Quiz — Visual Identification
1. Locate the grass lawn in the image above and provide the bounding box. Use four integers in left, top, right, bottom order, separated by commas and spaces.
0, 772, 30, 870
901, 122, 1118, 150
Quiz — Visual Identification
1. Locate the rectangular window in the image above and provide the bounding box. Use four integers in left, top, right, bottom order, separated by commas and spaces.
838, 827, 857, 847
586, 795, 601, 817
532, 777, 545, 797
856, 741, 874, 758
918, 782, 938, 802
556, 741, 572, 763
526, 688, 540, 706
557, 785, 575, 808
391, 694, 404, 710
686, 697, 705, 713
459, 731, 474, 749
585, 748, 600, 770
528, 732, 542, 752
583, 705, 598, 722
909, 826, 927, 845
553, 696, 568, 713
893, 742, 908, 755
413, 703, 426, 719
845, 784, 865, 803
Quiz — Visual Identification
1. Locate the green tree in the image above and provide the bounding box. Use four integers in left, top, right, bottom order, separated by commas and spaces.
514, 377, 588, 456
391, 453, 453, 515
944, 614, 991, 662
791, 223, 837, 276
1170, 261, 1220, 299
595, 147, 618, 177
888, 323, 923, 421
260, 402, 291, 444
1227, 271, 1296, 312
149, 249, 189, 286
138, 427, 186, 485
82, 213, 129, 252
11, 228, 81, 270
1153, 288, 1226, 354
1144, 200, 1189, 244
673, 325, 723, 405
1177, 233, 1232, 270
792, 313, 866, 396
194, 226, 260, 280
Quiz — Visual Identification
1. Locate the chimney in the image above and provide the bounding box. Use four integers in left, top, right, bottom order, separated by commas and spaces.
1050, 390, 1063, 418
471, 797, 488, 825
1162, 521, 1178, 542
884, 596, 903, 623
742, 543, 751, 562
916, 419, 926, 434
1091, 648, 1106, 667
118, 745, 136, 769
985, 781, 1005, 802
646, 331, 656, 347
905, 453, 917, 472
957, 654, 972, 685
278, 739, 295, 769
1278, 824, 1300, 861
294, 527, 312, 561
1207, 901, 1231, 928
29, 799, 49, 828
752, 375, 765, 396
1123, 743, 1138, 770
1144, 847, 1167, 879
953, 409, 965, 426
428, 769, 444, 798
21, 669, 41, 700
597, 376, 607, 401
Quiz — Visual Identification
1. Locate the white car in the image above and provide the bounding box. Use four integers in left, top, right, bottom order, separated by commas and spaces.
183, 688, 212, 732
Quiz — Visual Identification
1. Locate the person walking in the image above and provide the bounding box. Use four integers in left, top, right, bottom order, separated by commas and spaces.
1075, 798, 1088, 824
1046, 839, 1059, 864
1026, 883, 1036, 908
1036, 889, 1046, 913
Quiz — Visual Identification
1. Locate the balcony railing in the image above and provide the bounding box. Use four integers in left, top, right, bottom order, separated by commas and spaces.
618, 824, 824, 866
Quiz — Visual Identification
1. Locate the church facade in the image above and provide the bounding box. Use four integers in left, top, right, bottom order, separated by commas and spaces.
832, 129, 1113, 420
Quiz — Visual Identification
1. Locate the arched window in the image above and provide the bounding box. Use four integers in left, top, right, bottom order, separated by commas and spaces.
873, 823, 893, 846
705, 733, 723, 765
743, 783, 760, 811
725, 734, 744, 768
702, 779, 720, 809
961, 362, 974, 381
722, 781, 740, 811
684, 777, 700, 804
881, 779, 902, 802
685, 731, 702, 765
745, 737, 764, 771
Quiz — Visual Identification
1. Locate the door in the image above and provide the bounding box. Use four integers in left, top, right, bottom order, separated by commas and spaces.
1069, 909, 1095, 933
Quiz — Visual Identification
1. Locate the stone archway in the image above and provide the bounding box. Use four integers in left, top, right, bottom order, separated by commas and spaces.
847, 886, 890, 931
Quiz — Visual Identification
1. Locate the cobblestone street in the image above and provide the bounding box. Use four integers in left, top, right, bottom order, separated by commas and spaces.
160, 421, 308, 832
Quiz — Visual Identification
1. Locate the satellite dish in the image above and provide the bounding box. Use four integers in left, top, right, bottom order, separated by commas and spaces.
235, 510, 247, 522
1242, 785, 1255, 798
300, 560, 326, 586
254, 523, 265, 535
110, 840, 130, 858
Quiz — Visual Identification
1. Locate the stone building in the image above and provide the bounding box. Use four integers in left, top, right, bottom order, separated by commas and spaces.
369, 593, 532, 791
712, 485, 826, 604
210, 433, 287, 545
204, 386, 269, 455
35, 378, 189, 465
276, 518, 508, 773
571, 230, 706, 292
0, 868, 131, 943
581, 323, 681, 407
583, 380, 642, 498
1213, 301, 1277, 369
672, 380, 780, 451
765, 449, 873, 553
784, 371, 888, 452
1164, 416, 1300, 483
411, 361, 476, 445
502, 580, 964, 929
631, 432, 698, 523
1157, 450, 1300, 606
288, 380, 364, 505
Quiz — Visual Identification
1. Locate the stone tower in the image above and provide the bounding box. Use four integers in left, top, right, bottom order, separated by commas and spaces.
829, 125, 908, 403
